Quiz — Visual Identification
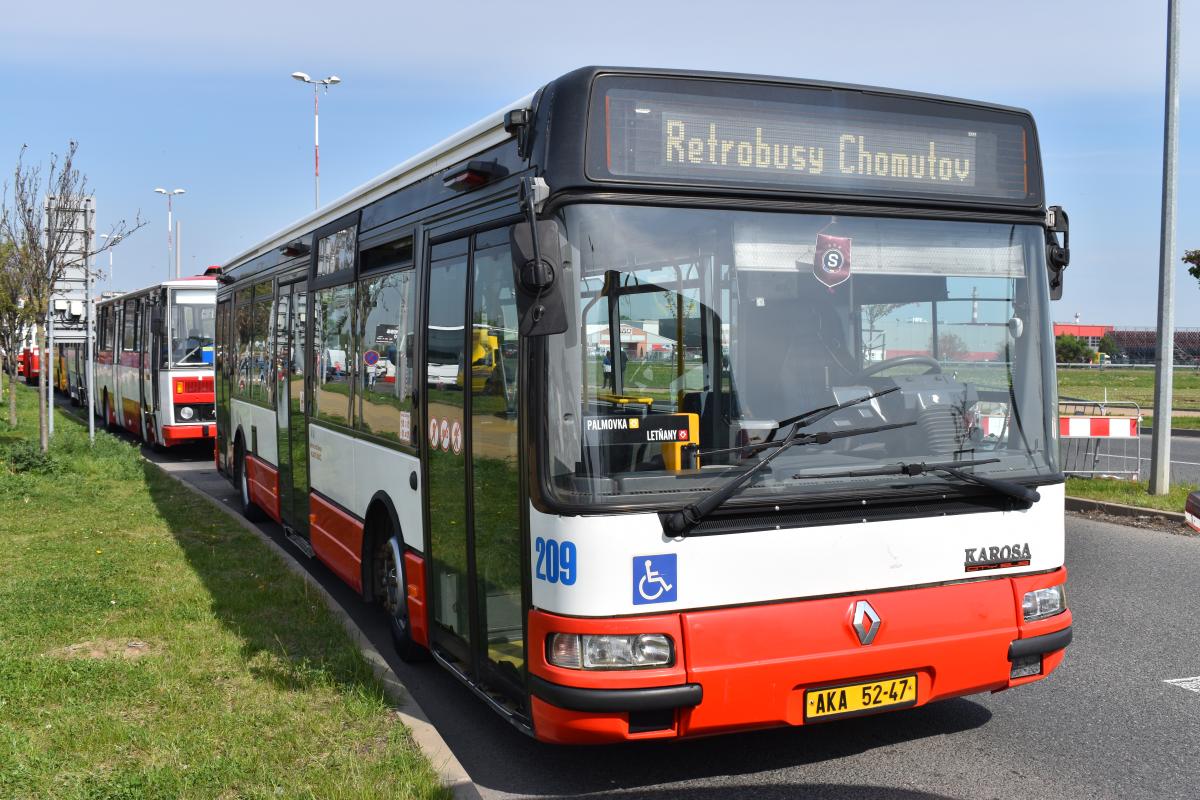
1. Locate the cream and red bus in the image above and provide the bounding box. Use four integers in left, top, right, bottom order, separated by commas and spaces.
215, 67, 1072, 744
92, 274, 217, 447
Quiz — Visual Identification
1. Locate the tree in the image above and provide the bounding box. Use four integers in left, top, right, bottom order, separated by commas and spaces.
1098, 333, 1119, 358
1185, 249, 1200, 283
1055, 334, 1095, 364
0, 237, 31, 426
937, 332, 969, 361
1, 142, 144, 450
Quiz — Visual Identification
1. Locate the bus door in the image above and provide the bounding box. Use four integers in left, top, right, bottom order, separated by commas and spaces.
140, 296, 157, 439
424, 230, 525, 701
274, 279, 310, 537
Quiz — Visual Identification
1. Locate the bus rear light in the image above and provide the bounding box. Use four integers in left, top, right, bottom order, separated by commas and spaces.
547, 633, 674, 670
1022, 585, 1066, 621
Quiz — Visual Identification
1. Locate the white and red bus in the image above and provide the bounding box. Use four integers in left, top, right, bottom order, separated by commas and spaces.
91, 273, 218, 447
216, 67, 1073, 743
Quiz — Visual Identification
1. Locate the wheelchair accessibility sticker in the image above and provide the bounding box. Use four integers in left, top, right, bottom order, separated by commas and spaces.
633, 554, 677, 605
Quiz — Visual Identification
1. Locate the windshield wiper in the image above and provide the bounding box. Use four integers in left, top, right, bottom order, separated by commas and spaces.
661, 417, 916, 536
789, 458, 1040, 506
700, 386, 901, 460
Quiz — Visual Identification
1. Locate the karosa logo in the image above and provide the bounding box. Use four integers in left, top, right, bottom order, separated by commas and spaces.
964, 543, 1032, 572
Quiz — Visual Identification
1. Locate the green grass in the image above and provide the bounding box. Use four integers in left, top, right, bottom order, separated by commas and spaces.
1140, 415, 1200, 431
0, 384, 448, 800
1066, 477, 1196, 514
1056, 366, 1200, 410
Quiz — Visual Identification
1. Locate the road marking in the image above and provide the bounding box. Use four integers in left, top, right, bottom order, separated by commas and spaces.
1164, 676, 1200, 693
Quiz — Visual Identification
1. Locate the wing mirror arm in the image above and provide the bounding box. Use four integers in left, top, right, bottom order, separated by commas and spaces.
1046, 205, 1070, 301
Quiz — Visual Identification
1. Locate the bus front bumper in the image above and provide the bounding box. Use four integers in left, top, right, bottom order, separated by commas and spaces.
162, 424, 215, 446
527, 569, 1071, 744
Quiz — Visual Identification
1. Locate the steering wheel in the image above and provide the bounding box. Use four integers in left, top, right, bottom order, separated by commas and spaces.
858, 355, 942, 378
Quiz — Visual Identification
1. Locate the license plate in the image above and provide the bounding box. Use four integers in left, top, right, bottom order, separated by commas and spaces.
804, 674, 918, 722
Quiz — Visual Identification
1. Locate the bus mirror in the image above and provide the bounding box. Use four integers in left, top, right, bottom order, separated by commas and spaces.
150, 305, 164, 335
1046, 205, 1069, 301
510, 220, 568, 336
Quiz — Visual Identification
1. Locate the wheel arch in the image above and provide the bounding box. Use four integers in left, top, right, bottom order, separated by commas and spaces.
361, 490, 405, 604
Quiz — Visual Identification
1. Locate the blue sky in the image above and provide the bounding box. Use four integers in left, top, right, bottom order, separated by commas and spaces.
2, 0, 1198, 326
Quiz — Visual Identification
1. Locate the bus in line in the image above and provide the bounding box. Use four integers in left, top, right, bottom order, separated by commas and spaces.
215, 67, 1072, 744
88, 273, 218, 448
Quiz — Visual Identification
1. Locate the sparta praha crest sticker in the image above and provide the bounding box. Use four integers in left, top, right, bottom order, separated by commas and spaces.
812, 233, 852, 288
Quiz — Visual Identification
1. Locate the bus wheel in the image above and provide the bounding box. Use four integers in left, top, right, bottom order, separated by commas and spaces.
379, 534, 428, 662
235, 444, 266, 522
102, 392, 115, 431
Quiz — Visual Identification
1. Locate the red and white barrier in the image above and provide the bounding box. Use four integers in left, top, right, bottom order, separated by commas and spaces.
1058, 416, 1138, 439
979, 415, 1139, 438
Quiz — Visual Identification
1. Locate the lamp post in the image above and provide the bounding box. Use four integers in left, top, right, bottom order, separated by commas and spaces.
154, 187, 185, 279
98, 233, 117, 290
291, 71, 341, 210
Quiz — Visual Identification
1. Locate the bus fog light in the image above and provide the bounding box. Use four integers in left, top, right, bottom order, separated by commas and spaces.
547, 633, 581, 669
179, 406, 195, 421
1010, 654, 1042, 678
1022, 585, 1065, 621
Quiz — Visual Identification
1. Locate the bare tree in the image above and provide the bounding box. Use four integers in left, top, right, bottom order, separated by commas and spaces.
1, 142, 144, 450
0, 236, 31, 426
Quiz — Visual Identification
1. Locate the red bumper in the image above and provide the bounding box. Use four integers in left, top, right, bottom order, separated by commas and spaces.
161, 424, 216, 446
528, 569, 1071, 744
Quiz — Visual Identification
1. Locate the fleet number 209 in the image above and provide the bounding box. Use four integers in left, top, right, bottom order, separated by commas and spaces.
534, 537, 577, 585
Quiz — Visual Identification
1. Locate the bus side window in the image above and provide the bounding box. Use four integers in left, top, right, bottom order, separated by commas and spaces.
353, 269, 415, 445
312, 283, 354, 427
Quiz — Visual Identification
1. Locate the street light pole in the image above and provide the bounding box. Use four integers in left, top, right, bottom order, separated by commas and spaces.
154, 187, 185, 281
1149, 0, 1182, 495
291, 72, 341, 210
99, 233, 114, 289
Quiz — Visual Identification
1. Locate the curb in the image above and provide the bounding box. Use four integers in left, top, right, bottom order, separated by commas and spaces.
1140, 426, 1200, 439
1065, 495, 1187, 526
146, 459, 480, 800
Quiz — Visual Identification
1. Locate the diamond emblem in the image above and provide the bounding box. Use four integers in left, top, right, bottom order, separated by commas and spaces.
852, 600, 881, 646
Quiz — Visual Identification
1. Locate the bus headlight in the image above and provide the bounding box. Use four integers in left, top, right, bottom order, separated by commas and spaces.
1022, 585, 1066, 621
179, 406, 195, 421
547, 633, 674, 670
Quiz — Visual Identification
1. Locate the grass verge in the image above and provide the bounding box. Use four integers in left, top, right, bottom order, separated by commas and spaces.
1140, 415, 1200, 431
1066, 476, 1196, 514
1056, 367, 1200, 410
0, 384, 448, 800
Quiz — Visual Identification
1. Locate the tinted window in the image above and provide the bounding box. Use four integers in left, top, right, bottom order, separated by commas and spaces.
313, 284, 354, 426
354, 270, 416, 445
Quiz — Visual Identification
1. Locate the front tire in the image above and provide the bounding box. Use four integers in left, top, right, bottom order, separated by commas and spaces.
235, 443, 266, 522
379, 534, 428, 662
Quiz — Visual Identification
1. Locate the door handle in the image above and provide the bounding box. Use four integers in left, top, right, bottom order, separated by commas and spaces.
409, 471, 418, 490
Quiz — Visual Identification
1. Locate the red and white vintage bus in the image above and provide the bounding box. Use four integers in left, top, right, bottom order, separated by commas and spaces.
216, 67, 1073, 743
91, 273, 218, 447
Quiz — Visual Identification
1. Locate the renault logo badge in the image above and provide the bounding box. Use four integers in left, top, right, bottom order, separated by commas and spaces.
851, 600, 881, 645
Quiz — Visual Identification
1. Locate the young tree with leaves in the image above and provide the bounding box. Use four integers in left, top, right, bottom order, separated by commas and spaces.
1, 142, 143, 450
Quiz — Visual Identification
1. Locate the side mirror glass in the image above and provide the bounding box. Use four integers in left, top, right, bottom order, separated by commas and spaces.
510, 220, 568, 336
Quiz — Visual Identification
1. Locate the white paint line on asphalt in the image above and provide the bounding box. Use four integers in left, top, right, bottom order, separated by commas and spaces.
1163, 676, 1200, 693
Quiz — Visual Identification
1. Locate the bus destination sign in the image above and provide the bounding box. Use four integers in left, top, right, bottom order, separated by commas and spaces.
596, 81, 1034, 202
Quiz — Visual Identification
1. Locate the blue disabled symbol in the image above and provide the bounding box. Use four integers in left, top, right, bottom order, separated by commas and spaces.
633, 554, 677, 605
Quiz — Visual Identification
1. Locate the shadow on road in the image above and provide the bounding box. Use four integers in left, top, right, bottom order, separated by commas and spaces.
434, 694, 991, 798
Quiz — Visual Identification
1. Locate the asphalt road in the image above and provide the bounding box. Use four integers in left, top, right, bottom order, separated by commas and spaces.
1068, 432, 1200, 485
131, 433, 1200, 800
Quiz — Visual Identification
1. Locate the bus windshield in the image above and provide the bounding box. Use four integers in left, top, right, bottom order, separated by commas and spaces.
170, 289, 216, 367
543, 204, 1057, 509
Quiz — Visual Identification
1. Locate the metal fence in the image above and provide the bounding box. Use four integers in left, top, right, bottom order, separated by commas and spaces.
1057, 400, 1142, 480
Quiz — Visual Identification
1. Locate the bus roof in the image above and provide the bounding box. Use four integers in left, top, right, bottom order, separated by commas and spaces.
222, 66, 1042, 273
222, 92, 534, 271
